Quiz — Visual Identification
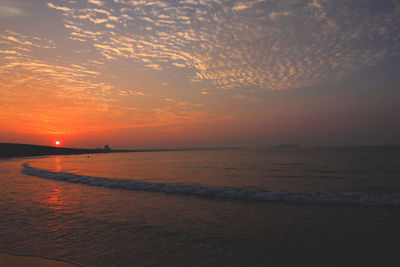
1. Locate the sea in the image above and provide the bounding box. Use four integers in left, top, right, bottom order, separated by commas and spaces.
0, 146, 399, 266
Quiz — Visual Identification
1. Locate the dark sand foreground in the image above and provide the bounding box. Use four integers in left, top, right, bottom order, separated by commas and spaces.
0, 252, 76, 267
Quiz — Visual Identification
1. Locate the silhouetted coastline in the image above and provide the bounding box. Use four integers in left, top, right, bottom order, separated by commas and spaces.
272, 144, 300, 148
0, 143, 240, 158
0, 143, 112, 158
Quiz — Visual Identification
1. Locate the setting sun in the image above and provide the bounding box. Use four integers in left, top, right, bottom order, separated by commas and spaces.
55, 141, 60, 146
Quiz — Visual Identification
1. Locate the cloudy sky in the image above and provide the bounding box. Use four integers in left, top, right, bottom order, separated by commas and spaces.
1, 0, 399, 148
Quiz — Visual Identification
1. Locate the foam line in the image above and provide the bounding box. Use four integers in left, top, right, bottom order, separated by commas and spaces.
21, 163, 400, 206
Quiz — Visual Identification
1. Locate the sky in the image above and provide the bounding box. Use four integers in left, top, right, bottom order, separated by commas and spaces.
0, 0, 399, 149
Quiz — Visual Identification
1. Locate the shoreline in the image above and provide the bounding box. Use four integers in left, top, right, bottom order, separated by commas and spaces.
0, 143, 111, 159
0, 142, 239, 159
0, 252, 77, 267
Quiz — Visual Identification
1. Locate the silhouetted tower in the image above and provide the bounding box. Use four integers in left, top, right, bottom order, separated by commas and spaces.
104, 145, 111, 152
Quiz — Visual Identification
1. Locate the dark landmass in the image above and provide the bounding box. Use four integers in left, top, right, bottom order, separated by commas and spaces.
0, 143, 240, 158
0, 143, 112, 158
272, 144, 300, 148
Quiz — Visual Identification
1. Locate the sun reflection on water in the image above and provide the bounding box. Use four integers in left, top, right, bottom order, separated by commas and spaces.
53, 157, 62, 172
45, 187, 69, 253
48, 188, 63, 211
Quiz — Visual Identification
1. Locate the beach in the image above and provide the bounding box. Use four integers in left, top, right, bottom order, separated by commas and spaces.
0, 252, 76, 267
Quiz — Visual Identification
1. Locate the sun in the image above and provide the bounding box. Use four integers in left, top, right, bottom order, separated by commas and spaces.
55, 140, 60, 146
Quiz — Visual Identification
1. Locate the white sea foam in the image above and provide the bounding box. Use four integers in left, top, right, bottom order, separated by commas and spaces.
21, 163, 400, 206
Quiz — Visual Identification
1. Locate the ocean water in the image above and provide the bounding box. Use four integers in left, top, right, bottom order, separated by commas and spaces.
0, 146, 399, 266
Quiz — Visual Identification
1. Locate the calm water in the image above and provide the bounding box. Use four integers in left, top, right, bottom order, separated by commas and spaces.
0, 146, 399, 266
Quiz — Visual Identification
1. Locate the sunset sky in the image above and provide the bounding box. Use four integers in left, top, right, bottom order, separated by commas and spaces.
1, 0, 399, 149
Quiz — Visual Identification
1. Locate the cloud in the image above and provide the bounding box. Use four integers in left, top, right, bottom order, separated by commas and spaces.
201, 91, 215, 95
0, 28, 228, 135
88, 0, 104, 7
233, 0, 266, 11
172, 62, 187, 68
39, 0, 400, 92
145, 64, 162, 71
269, 11, 290, 20
47, 3, 71, 12
0, 31, 114, 108
0, 3, 25, 18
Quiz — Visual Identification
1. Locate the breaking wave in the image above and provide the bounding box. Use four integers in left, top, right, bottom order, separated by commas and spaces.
22, 163, 400, 206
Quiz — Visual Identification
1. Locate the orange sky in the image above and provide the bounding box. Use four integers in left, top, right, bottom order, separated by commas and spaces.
1, 0, 400, 148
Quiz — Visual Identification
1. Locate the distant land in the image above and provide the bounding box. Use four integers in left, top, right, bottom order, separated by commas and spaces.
0, 143, 114, 158
272, 144, 300, 148
0, 143, 239, 158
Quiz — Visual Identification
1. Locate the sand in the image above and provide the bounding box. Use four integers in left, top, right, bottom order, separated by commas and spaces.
0, 252, 76, 267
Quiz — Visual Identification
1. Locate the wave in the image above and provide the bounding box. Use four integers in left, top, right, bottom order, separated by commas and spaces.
21, 163, 400, 206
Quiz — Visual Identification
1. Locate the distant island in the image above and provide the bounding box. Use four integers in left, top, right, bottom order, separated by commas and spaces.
272, 144, 300, 148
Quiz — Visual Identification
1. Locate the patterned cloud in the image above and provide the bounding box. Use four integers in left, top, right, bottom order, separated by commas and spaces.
1, 0, 400, 137
0, 29, 208, 134
44, 0, 400, 91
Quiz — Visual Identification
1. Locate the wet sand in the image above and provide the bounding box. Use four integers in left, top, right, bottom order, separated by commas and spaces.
0, 252, 77, 267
